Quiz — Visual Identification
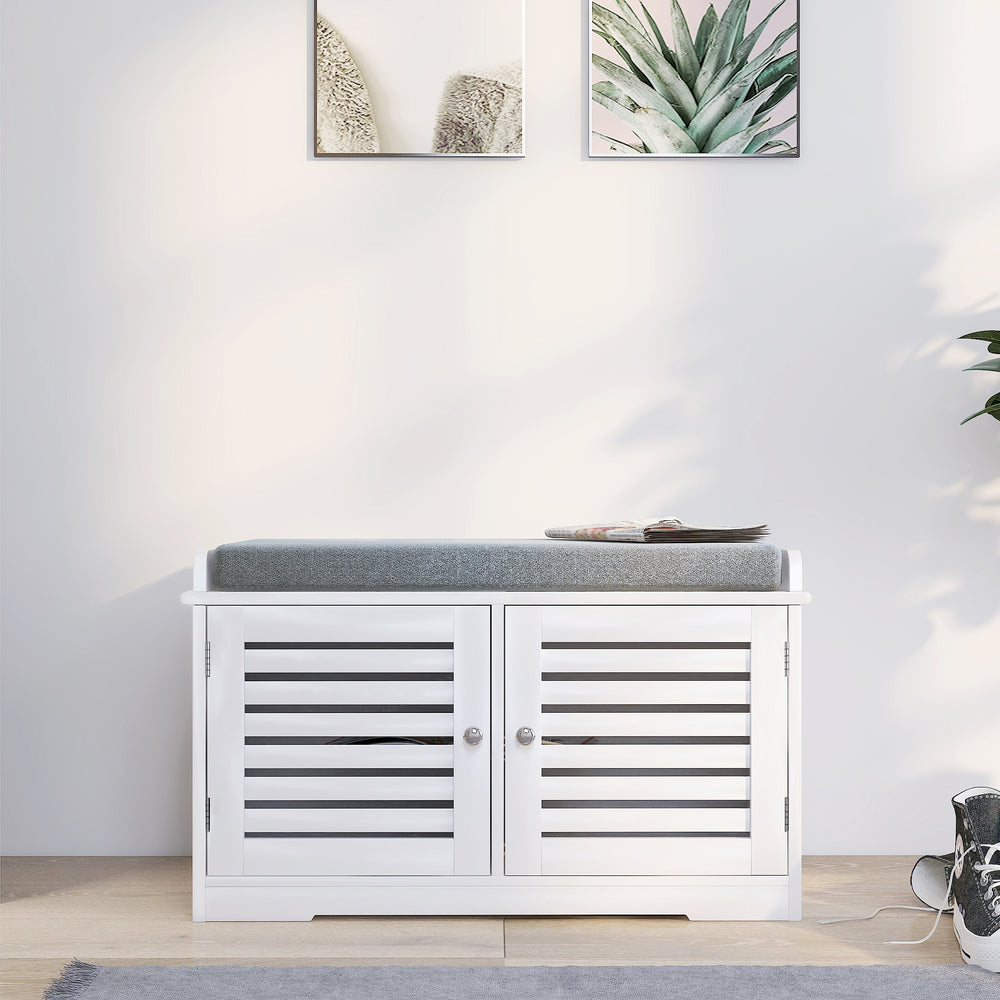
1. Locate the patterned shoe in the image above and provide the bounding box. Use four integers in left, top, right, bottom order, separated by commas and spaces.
910, 852, 955, 912
952, 787, 1000, 972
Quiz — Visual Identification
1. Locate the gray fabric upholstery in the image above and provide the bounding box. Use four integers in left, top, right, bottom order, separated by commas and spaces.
208, 539, 783, 592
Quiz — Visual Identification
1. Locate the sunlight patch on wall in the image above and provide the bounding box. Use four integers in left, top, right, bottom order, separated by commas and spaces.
923, 201, 1000, 317
896, 606, 1000, 781
888, 1, 1000, 317
890, 1, 1000, 196
462, 162, 702, 376
967, 477, 1000, 527
93, 5, 308, 258
467, 379, 710, 535
72, 0, 713, 601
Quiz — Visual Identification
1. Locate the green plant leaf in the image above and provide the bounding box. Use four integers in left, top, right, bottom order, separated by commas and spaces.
592, 53, 688, 129
694, 5, 718, 62
697, 59, 741, 107
705, 75, 788, 149
612, 0, 650, 37
959, 330, 1000, 354
741, 0, 787, 67
959, 330, 1000, 343
670, 0, 701, 89
593, 80, 629, 103
699, 1, 788, 106
595, 27, 655, 89
960, 394, 1000, 425
732, 3, 749, 50
717, 0, 750, 64
592, 90, 699, 153
742, 115, 796, 153
754, 50, 797, 93
686, 74, 753, 149
693, 0, 751, 101
756, 72, 797, 115
755, 139, 793, 152
701, 23, 796, 117
640, 3, 678, 67
593, 4, 699, 119
734, 23, 798, 88
705, 120, 765, 154
592, 130, 647, 154
965, 358, 1000, 372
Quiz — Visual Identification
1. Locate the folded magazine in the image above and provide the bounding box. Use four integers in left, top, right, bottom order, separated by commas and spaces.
544, 518, 769, 543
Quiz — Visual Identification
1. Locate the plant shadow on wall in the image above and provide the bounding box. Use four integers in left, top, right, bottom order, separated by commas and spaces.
614, 237, 999, 847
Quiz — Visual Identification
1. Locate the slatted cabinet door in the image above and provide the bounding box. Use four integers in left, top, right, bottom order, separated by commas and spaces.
206, 606, 491, 877
504, 606, 788, 877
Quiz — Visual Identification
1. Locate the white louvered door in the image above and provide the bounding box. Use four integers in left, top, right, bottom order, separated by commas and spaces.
504, 606, 788, 876
206, 606, 491, 877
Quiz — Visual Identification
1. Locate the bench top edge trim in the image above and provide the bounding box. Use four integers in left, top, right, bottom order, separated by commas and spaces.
181, 589, 811, 607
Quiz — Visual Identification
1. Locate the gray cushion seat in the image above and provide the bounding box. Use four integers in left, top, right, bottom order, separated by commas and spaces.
208, 539, 783, 592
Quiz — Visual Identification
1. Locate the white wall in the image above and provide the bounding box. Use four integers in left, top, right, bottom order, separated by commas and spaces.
2, 0, 998, 856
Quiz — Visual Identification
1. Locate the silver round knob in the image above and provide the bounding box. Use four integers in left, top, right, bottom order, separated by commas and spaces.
463, 727, 483, 746
516, 726, 535, 746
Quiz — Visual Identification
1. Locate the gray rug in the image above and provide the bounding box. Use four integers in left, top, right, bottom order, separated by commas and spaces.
44, 961, 1000, 999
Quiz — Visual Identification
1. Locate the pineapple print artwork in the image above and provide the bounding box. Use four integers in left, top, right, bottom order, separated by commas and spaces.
591, 0, 798, 156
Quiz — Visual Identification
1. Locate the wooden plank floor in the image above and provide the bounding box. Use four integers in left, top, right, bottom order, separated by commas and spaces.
0, 857, 962, 999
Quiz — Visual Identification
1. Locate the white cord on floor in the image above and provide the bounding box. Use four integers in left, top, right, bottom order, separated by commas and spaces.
820, 905, 935, 926
819, 845, 973, 946
888, 904, 950, 946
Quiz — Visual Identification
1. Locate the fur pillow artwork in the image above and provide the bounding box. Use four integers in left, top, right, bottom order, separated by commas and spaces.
315, 16, 380, 155
314, 1, 524, 156
433, 64, 523, 155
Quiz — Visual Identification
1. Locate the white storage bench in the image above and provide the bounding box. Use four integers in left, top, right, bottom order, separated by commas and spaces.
182, 539, 808, 922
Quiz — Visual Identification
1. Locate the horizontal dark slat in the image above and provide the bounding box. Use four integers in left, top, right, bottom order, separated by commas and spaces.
245, 705, 453, 714
245, 642, 453, 650
542, 642, 750, 650
541, 831, 750, 838
245, 799, 454, 809
541, 768, 750, 777
541, 799, 750, 809
542, 672, 749, 682
542, 736, 750, 745
541, 704, 750, 714
245, 768, 454, 777
246, 672, 454, 682
245, 832, 454, 839
245, 737, 454, 745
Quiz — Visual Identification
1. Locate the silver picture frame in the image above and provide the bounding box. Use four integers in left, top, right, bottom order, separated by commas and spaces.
589, 0, 800, 158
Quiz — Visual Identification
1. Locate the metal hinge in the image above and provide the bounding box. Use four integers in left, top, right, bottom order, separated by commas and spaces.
784, 796, 789, 832
784, 641, 790, 676
206, 798, 211, 833
205, 641, 211, 677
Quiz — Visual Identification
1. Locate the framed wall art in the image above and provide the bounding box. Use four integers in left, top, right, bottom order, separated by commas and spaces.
315, 1, 525, 157
590, 0, 799, 157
